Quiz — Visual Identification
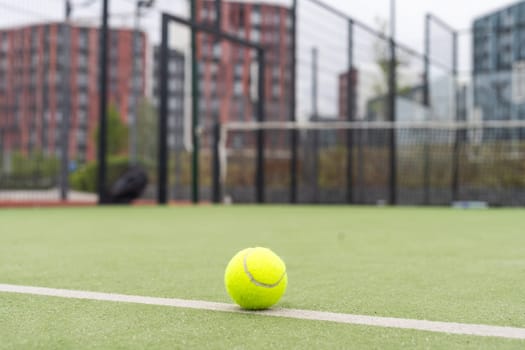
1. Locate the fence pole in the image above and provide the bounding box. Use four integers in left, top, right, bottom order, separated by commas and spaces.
212, 120, 221, 203
311, 47, 319, 204
346, 19, 354, 204
60, 10, 71, 201
423, 14, 431, 205
157, 14, 169, 204
130, 5, 140, 164
191, 0, 200, 204
256, 48, 266, 203
388, 38, 397, 205
451, 31, 460, 202
97, 0, 110, 204
290, 0, 298, 204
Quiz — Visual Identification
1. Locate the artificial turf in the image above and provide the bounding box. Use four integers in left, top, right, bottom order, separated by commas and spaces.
1, 206, 524, 349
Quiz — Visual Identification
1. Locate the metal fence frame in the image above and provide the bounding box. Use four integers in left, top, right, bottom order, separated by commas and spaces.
4, 0, 518, 206
157, 11, 267, 204
300, 0, 401, 204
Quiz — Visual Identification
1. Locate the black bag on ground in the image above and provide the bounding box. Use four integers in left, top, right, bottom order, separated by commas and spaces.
108, 165, 148, 204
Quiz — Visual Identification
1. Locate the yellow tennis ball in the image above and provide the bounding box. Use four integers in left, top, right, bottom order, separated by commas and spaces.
224, 247, 287, 310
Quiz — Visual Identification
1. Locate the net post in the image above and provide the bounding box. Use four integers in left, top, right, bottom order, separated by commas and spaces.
388, 37, 397, 205
157, 13, 169, 205
423, 14, 431, 205
97, 0, 110, 205
256, 48, 266, 204
346, 19, 354, 204
289, 0, 298, 204
451, 30, 460, 203
212, 119, 221, 204
191, 1, 200, 204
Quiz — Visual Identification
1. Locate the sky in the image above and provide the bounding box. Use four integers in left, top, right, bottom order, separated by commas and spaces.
0, 0, 518, 55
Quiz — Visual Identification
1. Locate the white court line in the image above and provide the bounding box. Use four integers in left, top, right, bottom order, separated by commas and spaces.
1, 283, 525, 340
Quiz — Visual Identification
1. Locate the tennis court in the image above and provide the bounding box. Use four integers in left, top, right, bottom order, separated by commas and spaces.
1, 206, 524, 349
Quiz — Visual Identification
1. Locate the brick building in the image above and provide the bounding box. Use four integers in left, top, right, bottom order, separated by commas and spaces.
338, 69, 358, 120
196, 0, 293, 148
0, 22, 146, 163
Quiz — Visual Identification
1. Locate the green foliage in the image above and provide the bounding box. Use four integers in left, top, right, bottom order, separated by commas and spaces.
94, 104, 129, 157
372, 17, 411, 97
11, 152, 59, 177
70, 100, 159, 194
69, 156, 131, 193
0, 152, 60, 189
136, 97, 158, 167
221, 144, 525, 190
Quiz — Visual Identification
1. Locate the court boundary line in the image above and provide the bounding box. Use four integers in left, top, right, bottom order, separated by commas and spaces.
1, 283, 524, 340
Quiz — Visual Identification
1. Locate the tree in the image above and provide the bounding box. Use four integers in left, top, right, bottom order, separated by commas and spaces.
136, 97, 157, 165
369, 18, 413, 120
94, 104, 129, 156
371, 17, 410, 97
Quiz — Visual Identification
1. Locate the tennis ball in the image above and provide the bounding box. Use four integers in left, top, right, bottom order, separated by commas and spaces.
224, 247, 287, 310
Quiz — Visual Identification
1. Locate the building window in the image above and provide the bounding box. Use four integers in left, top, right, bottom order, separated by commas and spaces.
169, 61, 178, 74
78, 92, 88, 106
234, 81, 242, 96
273, 67, 280, 80
169, 97, 179, 110
213, 43, 221, 58
78, 54, 88, 68
78, 73, 88, 87
78, 111, 87, 125
77, 129, 86, 144
251, 29, 260, 42
78, 30, 88, 49
252, 8, 261, 25
210, 62, 218, 75
211, 98, 219, 111
210, 81, 217, 96
169, 79, 179, 92
234, 64, 243, 78
199, 99, 206, 113
272, 84, 280, 98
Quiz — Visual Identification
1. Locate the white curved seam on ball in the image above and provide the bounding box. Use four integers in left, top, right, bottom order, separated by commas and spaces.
242, 252, 286, 289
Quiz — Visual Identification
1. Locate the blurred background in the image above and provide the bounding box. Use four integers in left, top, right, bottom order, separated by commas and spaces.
0, 0, 524, 206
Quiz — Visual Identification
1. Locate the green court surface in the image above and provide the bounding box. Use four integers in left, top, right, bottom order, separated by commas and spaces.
1, 206, 524, 349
